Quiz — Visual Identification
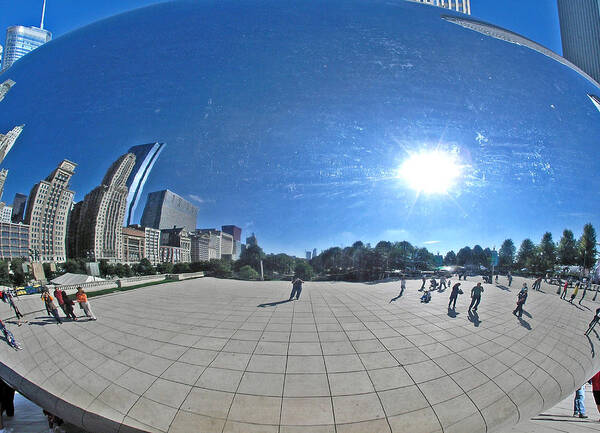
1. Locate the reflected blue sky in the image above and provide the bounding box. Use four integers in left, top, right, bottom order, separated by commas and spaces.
0, 0, 597, 257
0, 0, 563, 54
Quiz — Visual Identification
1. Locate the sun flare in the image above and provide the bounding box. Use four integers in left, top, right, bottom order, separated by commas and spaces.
398, 149, 463, 194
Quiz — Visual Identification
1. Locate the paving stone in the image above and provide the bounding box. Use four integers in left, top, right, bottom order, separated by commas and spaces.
3, 277, 599, 433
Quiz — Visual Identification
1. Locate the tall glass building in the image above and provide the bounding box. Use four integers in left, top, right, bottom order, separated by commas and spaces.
1, 26, 51, 72
124, 142, 166, 226
557, 0, 600, 84
411, 0, 470, 15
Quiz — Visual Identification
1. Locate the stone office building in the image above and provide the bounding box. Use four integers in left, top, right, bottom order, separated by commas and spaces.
0, 221, 29, 260
160, 227, 191, 263
122, 226, 146, 263
24, 160, 76, 263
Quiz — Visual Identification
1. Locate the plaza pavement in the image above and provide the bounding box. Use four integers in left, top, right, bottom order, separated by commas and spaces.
8, 386, 600, 433
0, 276, 598, 433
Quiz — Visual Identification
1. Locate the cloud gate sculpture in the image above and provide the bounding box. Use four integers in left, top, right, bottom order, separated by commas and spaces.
0, 0, 599, 432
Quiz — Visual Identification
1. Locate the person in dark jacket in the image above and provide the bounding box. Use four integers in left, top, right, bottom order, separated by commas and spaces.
513, 284, 528, 318
468, 283, 484, 311
448, 283, 463, 310
60, 289, 77, 320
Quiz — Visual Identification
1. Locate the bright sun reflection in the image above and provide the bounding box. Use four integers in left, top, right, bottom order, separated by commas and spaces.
398, 149, 463, 194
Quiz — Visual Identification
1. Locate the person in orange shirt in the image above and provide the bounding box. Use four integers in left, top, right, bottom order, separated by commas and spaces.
75, 287, 96, 320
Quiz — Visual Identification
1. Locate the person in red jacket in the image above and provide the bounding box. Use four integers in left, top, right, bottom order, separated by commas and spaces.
591, 371, 600, 420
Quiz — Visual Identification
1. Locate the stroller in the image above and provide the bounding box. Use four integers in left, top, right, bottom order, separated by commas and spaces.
420, 292, 432, 303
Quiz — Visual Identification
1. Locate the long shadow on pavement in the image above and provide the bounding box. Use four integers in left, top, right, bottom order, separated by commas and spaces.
258, 299, 293, 308
518, 317, 532, 330
587, 335, 595, 358
496, 285, 511, 291
468, 310, 480, 327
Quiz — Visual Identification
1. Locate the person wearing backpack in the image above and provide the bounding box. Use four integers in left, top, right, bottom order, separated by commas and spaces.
513, 284, 528, 318
41, 289, 62, 324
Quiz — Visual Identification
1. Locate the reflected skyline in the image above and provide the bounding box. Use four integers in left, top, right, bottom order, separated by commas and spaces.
0, 1, 597, 258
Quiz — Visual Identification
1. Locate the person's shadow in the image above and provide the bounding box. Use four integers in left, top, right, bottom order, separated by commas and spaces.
587, 334, 595, 358
258, 299, 293, 308
468, 310, 480, 327
522, 310, 532, 318
447, 307, 458, 318
389, 293, 404, 303
518, 317, 531, 330
496, 285, 511, 292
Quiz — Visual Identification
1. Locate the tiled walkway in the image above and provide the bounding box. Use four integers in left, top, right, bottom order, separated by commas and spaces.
1, 276, 598, 433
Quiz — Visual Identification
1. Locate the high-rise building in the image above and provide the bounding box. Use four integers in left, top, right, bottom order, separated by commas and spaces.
0, 79, 15, 103
66, 201, 81, 259
127, 224, 161, 265
411, 0, 470, 14
190, 231, 210, 262
0, 205, 12, 223
197, 229, 225, 260
11, 193, 27, 223
24, 160, 77, 263
141, 189, 198, 232
557, 1, 600, 84
220, 232, 234, 260
306, 251, 312, 260
0, 169, 8, 202
160, 227, 191, 263
0, 125, 24, 164
144, 226, 161, 265
124, 142, 166, 226
1, 26, 52, 72
313, 248, 318, 258
0, 221, 29, 260
246, 233, 257, 247
122, 226, 146, 263
75, 153, 136, 261
222, 225, 242, 241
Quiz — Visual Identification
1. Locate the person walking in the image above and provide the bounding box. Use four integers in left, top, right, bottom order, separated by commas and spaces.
420, 275, 426, 291
585, 307, 600, 336
468, 282, 484, 311
53, 287, 69, 317
75, 287, 96, 320
448, 282, 463, 310
513, 284, 528, 318
574, 384, 588, 418
289, 278, 304, 301
495, 274, 498, 283
580, 280, 590, 305
439, 275, 447, 291
60, 289, 77, 320
429, 278, 438, 291
507, 272, 512, 287
0, 319, 22, 350
569, 282, 580, 304
41, 289, 62, 324
560, 280, 568, 300
2, 290, 24, 325
532, 276, 542, 291
390, 275, 406, 302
